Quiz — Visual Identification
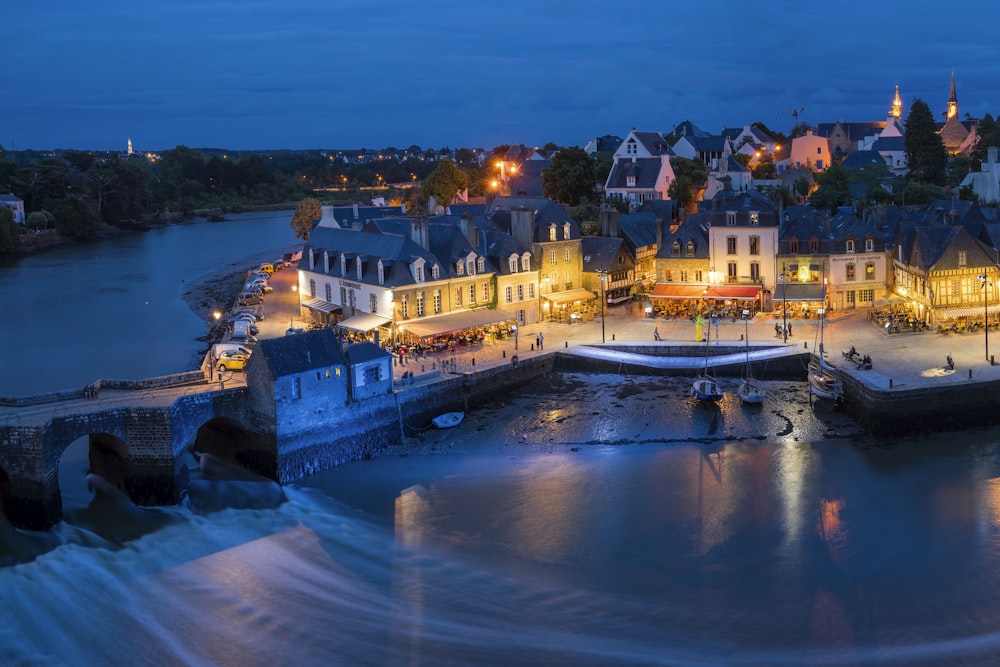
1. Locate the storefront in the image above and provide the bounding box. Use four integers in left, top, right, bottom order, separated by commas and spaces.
542, 288, 598, 324
397, 309, 515, 351
300, 297, 341, 326
336, 312, 393, 344
771, 283, 826, 319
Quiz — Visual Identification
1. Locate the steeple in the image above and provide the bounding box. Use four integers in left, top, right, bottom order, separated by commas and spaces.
890, 84, 902, 119
947, 69, 958, 120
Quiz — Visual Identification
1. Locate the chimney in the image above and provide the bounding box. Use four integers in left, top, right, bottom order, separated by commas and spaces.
989, 146, 999, 167
410, 216, 429, 250
599, 205, 620, 237
352, 202, 359, 219
459, 213, 476, 246
655, 217, 663, 249
510, 206, 534, 250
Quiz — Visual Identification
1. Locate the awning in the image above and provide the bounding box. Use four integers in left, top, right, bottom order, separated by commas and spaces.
937, 304, 1000, 319
773, 283, 825, 301
543, 288, 597, 305
705, 285, 761, 301
401, 309, 513, 338
648, 284, 706, 299
337, 313, 392, 332
607, 295, 634, 304
301, 297, 340, 313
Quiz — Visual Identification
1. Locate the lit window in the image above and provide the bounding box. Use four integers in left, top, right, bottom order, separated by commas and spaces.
846, 263, 856, 281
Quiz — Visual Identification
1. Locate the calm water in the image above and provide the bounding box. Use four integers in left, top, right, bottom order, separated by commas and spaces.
0, 211, 297, 395
2, 375, 1000, 666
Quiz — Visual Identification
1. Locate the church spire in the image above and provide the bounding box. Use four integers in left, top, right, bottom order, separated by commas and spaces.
891, 84, 902, 119
947, 69, 958, 120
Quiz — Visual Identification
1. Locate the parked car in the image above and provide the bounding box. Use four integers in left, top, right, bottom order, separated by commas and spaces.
216, 351, 249, 372
244, 282, 272, 294
236, 292, 263, 306
273, 260, 291, 271
255, 263, 275, 275
228, 312, 257, 324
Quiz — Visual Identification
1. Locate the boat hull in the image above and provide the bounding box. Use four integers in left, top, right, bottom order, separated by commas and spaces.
738, 381, 766, 405
692, 377, 724, 402
431, 412, 464, 428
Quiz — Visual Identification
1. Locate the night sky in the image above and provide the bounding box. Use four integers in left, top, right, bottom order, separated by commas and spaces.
6, 0, 1000, 152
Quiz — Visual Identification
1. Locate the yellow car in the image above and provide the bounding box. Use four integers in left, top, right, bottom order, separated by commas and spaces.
217, 351, 250, 372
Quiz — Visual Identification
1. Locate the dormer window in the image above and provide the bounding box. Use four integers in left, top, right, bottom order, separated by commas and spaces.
355, 256, 363, 280
477, 257, 485, 272
415, 265, 424, 283
789, 238, 799, 253
686, 241, 695, 256
509, 255, 518, 273
865, 238, 874, 252
431, 264, 440, 280
671, 241, 681, 257
340, 254, 346, 275
323, 250, 330, 273
467, 259, 475, 275
626, 138, 637, 155
456, 260, 464, 276
377, 260, 384, 285
549, 224, 557, 241
749, 212, 759, 226
563, 222, 571, 239
726, 212, 737, 226
846, 239, 855, 253
521, 254, 531, 271
627, 175, 636, 187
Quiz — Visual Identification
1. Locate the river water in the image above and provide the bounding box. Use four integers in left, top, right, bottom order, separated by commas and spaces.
3, 219, 1000, 665
0, 210, 298, 396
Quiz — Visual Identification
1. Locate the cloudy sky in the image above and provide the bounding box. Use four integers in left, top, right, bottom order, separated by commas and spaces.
6, 0, 1000, 152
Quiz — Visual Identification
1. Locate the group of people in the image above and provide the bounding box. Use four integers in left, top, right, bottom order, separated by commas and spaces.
844, 346, 872, 369
774, 323, 793, 338
400, 370, 414, 385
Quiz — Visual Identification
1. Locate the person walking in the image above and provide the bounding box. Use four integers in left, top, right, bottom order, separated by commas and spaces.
538, 332, 544, 350
654, 327, 661, 341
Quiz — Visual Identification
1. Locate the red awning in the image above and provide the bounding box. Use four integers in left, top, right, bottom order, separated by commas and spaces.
648, 284, 706, 299
705, 285, 761, 301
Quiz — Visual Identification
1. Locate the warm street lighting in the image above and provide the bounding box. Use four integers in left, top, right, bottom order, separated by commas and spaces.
778, 267, 787, 343
512, 324, 518, 350
980, 273, 993, 364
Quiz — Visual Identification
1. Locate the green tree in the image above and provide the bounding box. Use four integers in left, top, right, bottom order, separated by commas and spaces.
421, 159, 469, 208
809, 163, 851, 210
541, 146, 595, 205
667, 157, 707, 213
291, 197, 322, 241
0, 205, 17, 252
971, 113, 1000, 167
904, 98, 948, 185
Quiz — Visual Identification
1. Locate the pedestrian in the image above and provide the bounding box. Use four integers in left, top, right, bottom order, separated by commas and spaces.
539, 332, 544, 350
512, 353, 519, 368
787, 323, 793, 337
536, 334, 541, 349
654, 327, 661, 341
775, 323, 781, 338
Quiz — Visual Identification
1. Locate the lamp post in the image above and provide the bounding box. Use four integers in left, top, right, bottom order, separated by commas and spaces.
599, 269, 608, 343
778, 266, 787, 343
980, 273, 992, 364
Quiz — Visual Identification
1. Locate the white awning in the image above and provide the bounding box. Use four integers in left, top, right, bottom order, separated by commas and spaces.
301, 297, 339, 313
401, 309, 513, 338
337, 313, 392, 332
937, 304, 1000, 319
543, 288, 597, 305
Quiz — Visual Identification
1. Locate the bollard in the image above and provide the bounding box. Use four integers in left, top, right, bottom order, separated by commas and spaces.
531, 343, 534, 351
422, 364, 425, 372
565, 341, 568, 348
472, 358, 475, 366
970, 369, 973, 379
804, 342, 808, 349
503, 350, 506, 358
613, 334, 616, 341
993, 355, 996, 366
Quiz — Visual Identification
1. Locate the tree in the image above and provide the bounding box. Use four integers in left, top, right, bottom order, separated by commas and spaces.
904, 98, 948, 185
971, 113, 1000, 167
291, 197, 322, 241
421, 159, 469, 208
667, 157, 707, 213
541, 146, 595, 205
0, 205, 17, 252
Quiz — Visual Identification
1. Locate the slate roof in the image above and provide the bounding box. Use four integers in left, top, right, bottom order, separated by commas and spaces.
481, 230, 528, 275
342, 341, 390, 365
485, 196, 581, 243
507, 159, 548, 197
657, 214, 710, 259
871, 135, 905, 152
632, 132, 673, 156
619, 213, 661, 250
672, 120, 709, 138
580, 236, 625, 272
816, 122, 885, 142
253, 329, 346, 379
606, 157, 664, 190
326, 205, 407, 228
841, 150, 889, 169
304, 226, 440, 288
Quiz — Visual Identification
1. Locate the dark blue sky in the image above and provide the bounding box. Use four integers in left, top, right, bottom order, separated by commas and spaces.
6, 0, 1000, 152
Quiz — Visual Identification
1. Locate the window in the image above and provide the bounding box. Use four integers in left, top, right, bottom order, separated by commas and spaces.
369, 294, 378, 313
309, 279, 316, 297
727, 236, 737, 254
750, 262, 760, 281
950, 280, 960, 296
505, 286, 513, 303
509, 256, 518, 273
477, 257, 485, 272
456, 261, 464, 276
431, 265, 440, 280
550, 250, 557, 265
291, 377, 301, 400
467, 259, 474, 276
727, 262, 737, 282
363, 365, 381, 384
865, 238, 874, 252
847, 290, 856, 305
325, 283, 332, 302
517, 284, 524, 301
482, 282, 490, 301
789, 238, 799, 253
549, 224, 557, 241
356, 257, 363, 280
401, 296, 409, 318
695, 270, 703, 282
340, 285, 347, 306
469, 284, 476, 303
846, 239, 855, 253
846, 263, 856, 281
809, 239, 819, 253
726, 212, 736, 226
749, 236, 760, 255
958, 250, 967, 267
563, 223, 571, 239
859, 288, 874, 303
665, 270, 673, 282
672, 241, 681, 257
521, 255, 531, 271
564, 249, 571, 263
416, 292, 425, 316
686, 241, 695, 256
679, 270, 688, 282
865, 262, 875, 280
415, 265, 424, 282
626, 138, 637, 155
749, 212, 759, 226
626, 175, 636, 187
433, 290, 441, 313
528, 283, 535, 299
455, 287, 462, 306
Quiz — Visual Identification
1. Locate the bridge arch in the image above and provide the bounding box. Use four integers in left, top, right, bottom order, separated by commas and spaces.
193, 417, 276, 481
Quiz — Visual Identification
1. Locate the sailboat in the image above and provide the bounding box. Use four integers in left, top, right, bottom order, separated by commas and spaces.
737, 313, 765, 405
691, 314, 724, 402
808, 305, 844, 402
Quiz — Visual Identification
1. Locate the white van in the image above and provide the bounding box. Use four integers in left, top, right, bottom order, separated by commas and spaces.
230, 319, 257, 342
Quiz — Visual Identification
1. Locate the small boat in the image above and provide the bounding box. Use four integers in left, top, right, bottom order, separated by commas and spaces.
808, 298, 844, 402
431, 412, 464, 429
738, 313, 766, 405
691, 315, 724, 402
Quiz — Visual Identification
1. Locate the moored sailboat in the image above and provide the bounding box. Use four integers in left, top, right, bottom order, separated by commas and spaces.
737, 311, 765, 405
808, 304, 844, 403
692, 315, 724, 402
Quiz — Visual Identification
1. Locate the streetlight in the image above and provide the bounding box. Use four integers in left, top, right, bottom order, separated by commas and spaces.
777, 266, 787, 343
980, 273, 993, 364
599, 269, 608, 343
512, 324, 518, 350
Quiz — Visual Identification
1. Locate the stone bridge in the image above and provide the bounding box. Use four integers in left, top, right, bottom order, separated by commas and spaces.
0, 377, 256, 530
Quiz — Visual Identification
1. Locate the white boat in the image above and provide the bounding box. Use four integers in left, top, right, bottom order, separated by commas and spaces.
691, 315, 724, 402
737, 313, 765, 405
431, 412, 464, 429
808, 296, 844, 402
